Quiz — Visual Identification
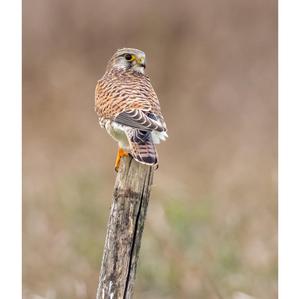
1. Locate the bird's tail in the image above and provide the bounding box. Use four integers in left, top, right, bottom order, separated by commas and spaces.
126, 129, 158, 166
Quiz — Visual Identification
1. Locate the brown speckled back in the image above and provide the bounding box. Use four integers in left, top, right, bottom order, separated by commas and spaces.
95, 68, 166, 127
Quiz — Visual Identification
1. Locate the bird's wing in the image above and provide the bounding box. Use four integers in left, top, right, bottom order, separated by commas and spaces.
114, 109, 166, 132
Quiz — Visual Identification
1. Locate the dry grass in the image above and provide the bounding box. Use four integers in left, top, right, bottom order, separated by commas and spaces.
23, 0, 277, 298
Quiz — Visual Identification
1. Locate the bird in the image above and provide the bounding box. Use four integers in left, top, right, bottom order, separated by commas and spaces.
95, 48, 168, 171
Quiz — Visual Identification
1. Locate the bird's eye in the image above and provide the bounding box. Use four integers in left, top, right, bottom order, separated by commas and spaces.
124, 54, 133, 61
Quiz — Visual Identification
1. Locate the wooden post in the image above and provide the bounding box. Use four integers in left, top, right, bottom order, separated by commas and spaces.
96, 156, 154, 299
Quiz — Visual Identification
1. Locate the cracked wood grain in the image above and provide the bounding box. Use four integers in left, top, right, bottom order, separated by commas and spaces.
96, 156, 154, 299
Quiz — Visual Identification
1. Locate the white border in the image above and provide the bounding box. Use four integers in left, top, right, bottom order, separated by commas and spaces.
279, 0, 300, 298
0, 0, 22, 298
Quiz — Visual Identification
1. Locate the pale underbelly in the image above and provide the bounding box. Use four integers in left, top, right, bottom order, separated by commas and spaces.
101, 120, 168, 150
105, 121, 130, 150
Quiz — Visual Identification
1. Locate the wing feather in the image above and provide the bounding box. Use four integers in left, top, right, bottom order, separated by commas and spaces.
114, 110, 166, 132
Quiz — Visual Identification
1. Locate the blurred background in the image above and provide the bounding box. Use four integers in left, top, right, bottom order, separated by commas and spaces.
23, 0, 277, 298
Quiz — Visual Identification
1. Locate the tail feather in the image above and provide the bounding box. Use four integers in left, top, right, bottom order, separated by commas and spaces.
125, 129, 158, 166
130, 140, 158, 165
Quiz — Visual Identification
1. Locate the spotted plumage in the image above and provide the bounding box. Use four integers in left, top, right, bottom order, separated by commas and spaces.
95, 48, 168, 168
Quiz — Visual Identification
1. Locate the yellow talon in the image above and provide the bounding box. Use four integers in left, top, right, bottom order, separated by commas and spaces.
114, 148, 129, 172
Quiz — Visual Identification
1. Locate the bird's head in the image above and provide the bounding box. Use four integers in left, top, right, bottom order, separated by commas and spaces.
107, 48, 146, 74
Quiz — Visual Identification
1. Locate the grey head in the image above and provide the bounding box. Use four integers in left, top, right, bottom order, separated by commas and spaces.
107, 48, 146, 74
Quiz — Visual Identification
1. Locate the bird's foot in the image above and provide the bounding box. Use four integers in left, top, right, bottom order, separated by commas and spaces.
114, 148, 129, 172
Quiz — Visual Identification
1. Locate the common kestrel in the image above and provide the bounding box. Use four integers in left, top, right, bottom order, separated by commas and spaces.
95, 48, 168, 171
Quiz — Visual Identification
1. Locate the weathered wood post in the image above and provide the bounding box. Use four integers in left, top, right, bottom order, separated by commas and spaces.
96, 155, 154, 299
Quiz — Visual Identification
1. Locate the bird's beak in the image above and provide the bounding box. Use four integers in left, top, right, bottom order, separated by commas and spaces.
137, 57, 146, 68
